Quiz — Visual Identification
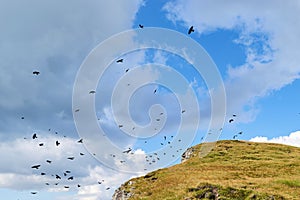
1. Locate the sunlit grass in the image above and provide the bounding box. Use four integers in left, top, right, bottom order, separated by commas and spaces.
118, 140, 300, 199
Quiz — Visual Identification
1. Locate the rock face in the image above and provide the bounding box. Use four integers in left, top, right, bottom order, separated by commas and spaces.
112, 181, 134, 200
181, 147, 195, 162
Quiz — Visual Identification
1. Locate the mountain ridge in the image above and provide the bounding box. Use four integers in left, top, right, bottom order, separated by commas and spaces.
112, 140, 300, 200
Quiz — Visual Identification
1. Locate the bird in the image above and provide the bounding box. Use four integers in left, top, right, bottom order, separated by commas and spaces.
181, 110, 186, 113
55, 140, 60, 146
156, 119, 160, 121
80, 152, 84, 156
89, 90, 96, 94
45, 183, 50, 185
41, 172, 46, 176
229, 119, 234, 123
39, 143, 44, 146
233, 114, 237, 117
65, 170, 71, 173
46, 160, 52, 164
125, 68, 129, 73
106, 187, 110, 190
153, 89, 157, 94
32, 71, 40, 75
55, 174, 61, 179
188, 26, 195, 34
116, 58, 123, 63
31, 192, 37, 194
64, 172, 67, 176
77, 184, 81, 188
139, 24, 144, 28
21, 116, 24, 119
75, 109, 80, 112
164, 136, 166, 140
64, 186, 69, 189
67, 176, 73, 180
32, 133, 37, 139
123, 148, 132, 154
118, 124, 123, 128
238, 131, 243, 135
67, 157, 75, 160
77, 138, 83, 143
31, 165, 41, 169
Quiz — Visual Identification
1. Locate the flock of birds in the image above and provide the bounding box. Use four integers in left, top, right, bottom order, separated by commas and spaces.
26, 24, 244, 196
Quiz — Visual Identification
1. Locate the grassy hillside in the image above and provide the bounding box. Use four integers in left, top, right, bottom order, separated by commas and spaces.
114, 140, 300, 200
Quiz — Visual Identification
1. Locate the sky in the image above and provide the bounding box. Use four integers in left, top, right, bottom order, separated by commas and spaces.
1, 0, 300, 199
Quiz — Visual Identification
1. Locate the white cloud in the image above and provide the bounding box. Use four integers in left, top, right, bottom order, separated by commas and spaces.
0, 134, 146, 200
250, 130, 300, 147
163, 0, 300, 123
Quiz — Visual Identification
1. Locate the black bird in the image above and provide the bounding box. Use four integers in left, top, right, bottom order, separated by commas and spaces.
156, 119, 160, 121
32, 133, 37, 139
54, 183, 59, 185
77, 138, 83, 143
75, 109, 80, 112
31, 164, 41, 169
77, 184, 81, 188
46, 160, 52, 164
45, 183, 50, 185
106, 187, 110, 190
116, 58, 123, 63
55, 140, 60, 146
80, 152, 85, 156
67, 176, 73, 180
153, 89, 157, 94
64, 186, 69, 189
39, 143, 44, 146
33, 71, 40, 75
65, 170, 71, 173
31, 192, 37, 194
55, 174, 61, 179
21, 116, 24, 119
67, 157, 75, 160
98, 181, 102, 184
229, 119, 234, 123
118, 124, 123, 128
41, 172, 46, 176
139, 24, 144, 28
164, 136, 166, 140
125, 68, 129, 73
64, 172, 67, 176
188, 26, 195, 34
123, 148, 132, 154
233, 114, 237, 117
181, 110, 186, 113
89, 90, 96, 94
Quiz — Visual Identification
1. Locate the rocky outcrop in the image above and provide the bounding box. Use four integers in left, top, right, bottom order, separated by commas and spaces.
181, 147, 195, 162
112, 181, 134, 200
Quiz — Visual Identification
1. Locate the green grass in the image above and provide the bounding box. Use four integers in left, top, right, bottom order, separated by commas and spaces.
117, 140, 300, 199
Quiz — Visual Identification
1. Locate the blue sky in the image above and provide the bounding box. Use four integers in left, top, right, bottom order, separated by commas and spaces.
1, 0, 300, 199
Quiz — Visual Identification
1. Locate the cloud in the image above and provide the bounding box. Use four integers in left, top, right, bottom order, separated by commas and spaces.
250, 130, 300, 147
0, 134, 146, 199
163, 0, 300, 123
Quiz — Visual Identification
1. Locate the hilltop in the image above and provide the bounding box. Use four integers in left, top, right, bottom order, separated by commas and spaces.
113, 140, 300, 200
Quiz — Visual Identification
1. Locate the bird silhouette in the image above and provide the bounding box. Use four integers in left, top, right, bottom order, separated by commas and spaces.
56, 140, 60, 146
106, 187, 110, 190
46, 160, 52, 164
238, 131, 243, 135
75, 109, 80, 112
80, 152, 85, 156
188, 26, 195, 34
32, 71, 40, 75
233, 114, 237, 117
181, 110, 186, 113
139, 24, 144, 28
77, 139, 83, 143
21, 116, 24, 119
89, 90, 96, 94
55, 174, 61, 179
233, 135, 238, 139
229, 119, 234, 123
67, 176, 73, 180
67, 157, 75, 160
31, 192, 37, 194
41, 172, 46, 175
32, 133, 37, 139
116, 59, 123, 63
125, 68, 129, 73
65, 170, 71, 173
123, 148, 132, 153
64, 186, 69, 189
154, 89, 157, 94
31, 165, 41, 169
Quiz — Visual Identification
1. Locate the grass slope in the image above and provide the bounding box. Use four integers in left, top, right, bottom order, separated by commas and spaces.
117, 140, 300, 200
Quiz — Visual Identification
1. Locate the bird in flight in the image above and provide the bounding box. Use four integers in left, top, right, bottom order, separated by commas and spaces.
154, 89, 157, 94
89, 90, 96, 94
75, 109, 80, 112
229, 119, 234, 123
32, 133, 37, 139
39, 143, 44, 146
233, 114, 237, 117
21, 116, 24, 119
46, 160, 52, 164
67, 176, 73, 180
80, 152, 85, 156
123, 148, 132, 154
31, 164, 41, 169
55, 174, 61, 179
188, 26, 195, 34
32, 71, 40, 75
125, 68, 129, 73
181, 110, 186, 114
67, 157, 75, 160
31, 192, 37, 194
116, 58, 123, 63
55, 140, 60, 146
77, 138, 83, 143
139, 24, 144, 28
